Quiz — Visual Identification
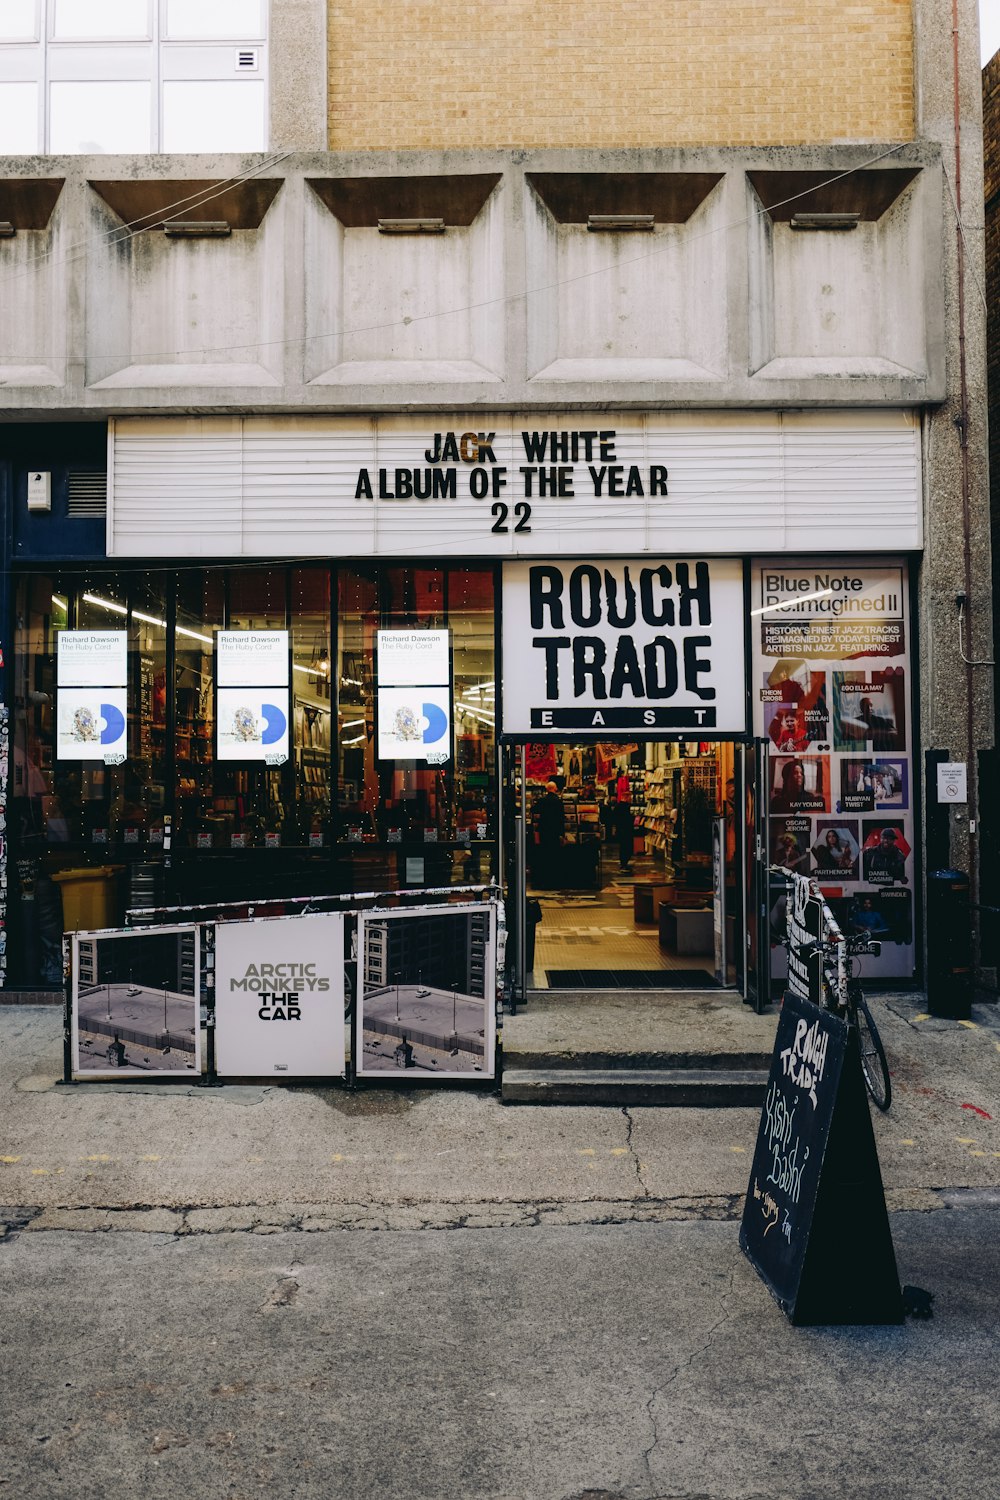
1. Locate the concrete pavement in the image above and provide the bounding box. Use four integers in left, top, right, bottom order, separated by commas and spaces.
2, 997, 999, 1500
1, 993, 998, 1225
2, 1209, 999, 1500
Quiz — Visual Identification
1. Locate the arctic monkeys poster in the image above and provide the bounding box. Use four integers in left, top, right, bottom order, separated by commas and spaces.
501, 559, 746, 736
214, 913, 346, 1078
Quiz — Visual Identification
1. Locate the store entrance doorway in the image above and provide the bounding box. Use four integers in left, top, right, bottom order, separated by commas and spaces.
507, 741, 747, 994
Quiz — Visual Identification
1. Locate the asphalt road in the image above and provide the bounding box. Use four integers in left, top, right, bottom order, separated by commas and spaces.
1, 1208, 998, 1500
2, 1001, 998, 1499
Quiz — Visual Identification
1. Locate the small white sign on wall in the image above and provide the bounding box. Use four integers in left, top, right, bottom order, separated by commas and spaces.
936, 762, 967, 804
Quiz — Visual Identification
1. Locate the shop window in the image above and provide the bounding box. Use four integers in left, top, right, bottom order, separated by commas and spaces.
174, 570, 222, 849
335, 565, 497, 892
126, 575, 169, 843
291, 567, 332, 849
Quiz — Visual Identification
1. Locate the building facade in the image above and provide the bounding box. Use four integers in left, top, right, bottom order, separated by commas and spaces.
0, 1, 992, 1009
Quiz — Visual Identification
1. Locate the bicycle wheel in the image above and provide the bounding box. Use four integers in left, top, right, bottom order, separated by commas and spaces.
855, 994, 891, 1111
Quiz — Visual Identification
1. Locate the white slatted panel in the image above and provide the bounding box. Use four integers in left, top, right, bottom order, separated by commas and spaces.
111, 419, 243, 555
782, 412, 922, 550
242, 420, 376, 556
646, 414, 786, 552
109, 411, 922, 558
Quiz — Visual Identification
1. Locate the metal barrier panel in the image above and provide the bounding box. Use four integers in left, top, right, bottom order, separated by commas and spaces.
71, 925, 202, 1079
357, 904, 497, 1080
214, 912, 346, 1079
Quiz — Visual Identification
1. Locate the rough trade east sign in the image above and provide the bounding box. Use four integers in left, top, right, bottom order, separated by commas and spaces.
501, 559, 746, 736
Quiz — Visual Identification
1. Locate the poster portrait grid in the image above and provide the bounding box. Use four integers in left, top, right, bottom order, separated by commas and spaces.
751, 560, 914, 981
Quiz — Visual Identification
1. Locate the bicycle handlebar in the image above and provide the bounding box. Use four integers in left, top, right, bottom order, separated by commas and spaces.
803, 937, 881, 959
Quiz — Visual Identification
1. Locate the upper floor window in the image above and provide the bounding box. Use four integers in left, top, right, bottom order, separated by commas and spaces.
0, 0, 267, 153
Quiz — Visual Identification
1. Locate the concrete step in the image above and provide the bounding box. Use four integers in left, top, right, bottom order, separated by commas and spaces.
500, 1047, 774, 1072
500, 1066, 769, 1107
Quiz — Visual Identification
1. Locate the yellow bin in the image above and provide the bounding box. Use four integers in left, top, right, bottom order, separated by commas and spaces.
52, 866, 124, 932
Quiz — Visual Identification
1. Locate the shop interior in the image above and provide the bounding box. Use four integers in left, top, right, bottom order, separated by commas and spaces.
521, 741, 740, 990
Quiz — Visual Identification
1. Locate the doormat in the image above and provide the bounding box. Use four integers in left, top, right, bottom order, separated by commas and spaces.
545, 969, 719, 990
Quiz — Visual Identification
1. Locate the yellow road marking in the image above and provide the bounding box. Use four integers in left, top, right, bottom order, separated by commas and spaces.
330, 1154, 346, 1163
970, 1151, 986, 1157
956, 1137, 977, 1144
139, 1154, 161, 1162
609, 1148, 628, 1157
900, 1139, 916, 1146
913, 1013, 930, 1022
577, 1148, 596, 1156
246, 1156, 265, 1164
0, 1155, 22, 1164
30, 1168, 49, 1176
730, 1146, 746, 1154
958, 1020, 978, 1030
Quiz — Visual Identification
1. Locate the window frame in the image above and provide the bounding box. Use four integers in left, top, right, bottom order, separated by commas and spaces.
0, 0, 268, 153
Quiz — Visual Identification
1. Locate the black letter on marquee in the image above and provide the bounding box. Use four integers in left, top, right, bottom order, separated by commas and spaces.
355, 469, 373, 499
530, 567, 565, 629
677, 561, 712, 627
534, 637, 570, 698
640, 566, 674, 626
569, 565, 603, 627
609, 636, 644, 699
683, 636, 716, 698
644, 638, 679, 698
573, 637, 608, 699
604, 567, 637, 628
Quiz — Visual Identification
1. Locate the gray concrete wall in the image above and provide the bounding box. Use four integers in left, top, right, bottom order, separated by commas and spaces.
912, 0, 994, 914
0, 145, 945, 418
268, 0, 328, 149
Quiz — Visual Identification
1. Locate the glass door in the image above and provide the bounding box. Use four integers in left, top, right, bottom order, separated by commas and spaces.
743, 737, 771, 1012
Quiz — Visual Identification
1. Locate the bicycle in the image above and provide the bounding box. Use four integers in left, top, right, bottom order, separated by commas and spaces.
810, 935, 892, 1112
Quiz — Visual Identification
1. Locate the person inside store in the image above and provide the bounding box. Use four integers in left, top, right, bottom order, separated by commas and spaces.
613, 768, 634, 873
535, 780, 565, 888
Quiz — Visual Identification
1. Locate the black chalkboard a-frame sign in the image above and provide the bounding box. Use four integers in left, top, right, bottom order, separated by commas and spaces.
740, 990, 904, 1325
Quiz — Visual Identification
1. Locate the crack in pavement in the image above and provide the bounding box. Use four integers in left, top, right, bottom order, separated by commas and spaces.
0, 1186, 985, 1241
639, 1268, 737, 1495
622, 1106, 651, 1199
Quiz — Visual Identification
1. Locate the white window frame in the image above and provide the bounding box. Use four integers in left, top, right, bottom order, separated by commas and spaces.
0, 0, 268, 152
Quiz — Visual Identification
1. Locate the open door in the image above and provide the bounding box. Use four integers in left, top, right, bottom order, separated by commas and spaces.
743, 737, 771, 1012
502, 742, 528, 1008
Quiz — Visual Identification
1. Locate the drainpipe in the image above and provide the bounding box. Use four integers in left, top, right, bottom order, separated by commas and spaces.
951, 0, 978, 910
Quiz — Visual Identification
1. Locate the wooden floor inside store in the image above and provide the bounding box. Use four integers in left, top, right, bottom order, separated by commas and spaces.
527, 858, 718, 989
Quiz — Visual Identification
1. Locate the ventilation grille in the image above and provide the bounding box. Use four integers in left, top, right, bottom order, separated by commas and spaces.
236, 48, 259, 70
67, 471, 107, 518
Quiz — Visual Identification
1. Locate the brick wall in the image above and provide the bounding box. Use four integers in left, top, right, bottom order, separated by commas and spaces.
327, 0, 915, 151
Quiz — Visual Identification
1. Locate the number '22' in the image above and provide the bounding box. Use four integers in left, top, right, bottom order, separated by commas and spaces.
491, 501, 532, 534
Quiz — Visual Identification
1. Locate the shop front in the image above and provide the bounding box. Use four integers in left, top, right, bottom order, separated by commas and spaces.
5, 411, 921, 1012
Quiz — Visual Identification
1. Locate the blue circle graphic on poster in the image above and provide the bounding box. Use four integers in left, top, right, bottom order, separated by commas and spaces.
422, 702, 448, 744
100, 703, 126, 745
261, 703, 287, 745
